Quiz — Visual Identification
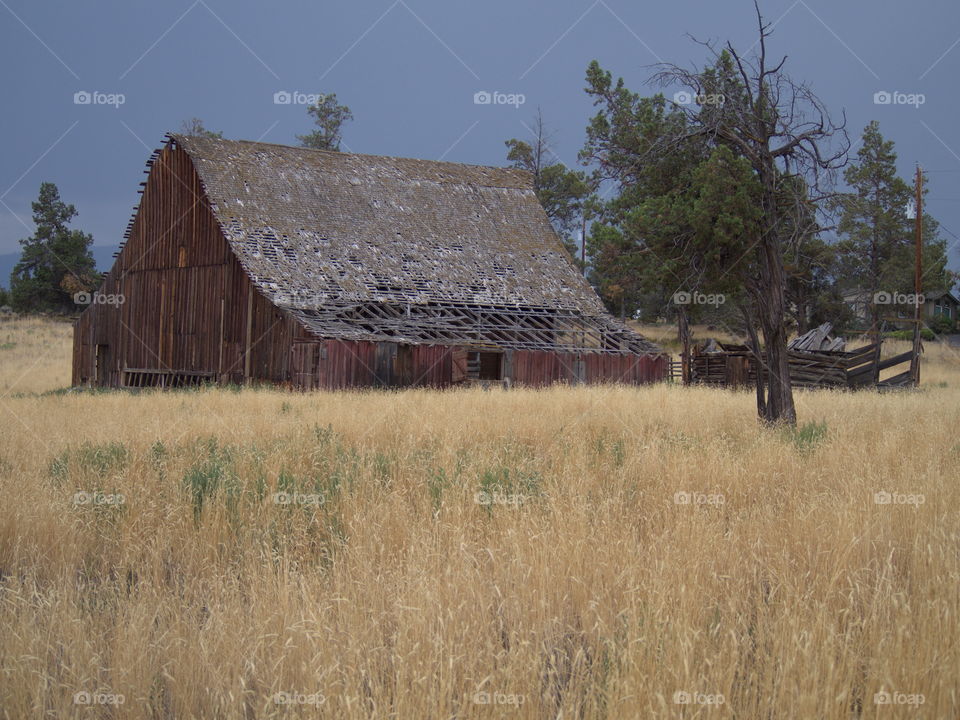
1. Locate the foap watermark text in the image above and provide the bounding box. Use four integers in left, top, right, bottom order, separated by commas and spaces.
74, 91, 125, 108
273, 91, 323, 105
673, 290, 725, 306
874, 491, 924, 507
673, 90, 725, 106
473, 690, 525, 706
473, 90, 525, 108
873, 291, 924, 306
674, 491, 725, 506
74, 291, 125, 307
74, 491, 125, 507
673, 690, 725, 705
272, 491, 325, 506
873, 90, 925, 108
874, 689, 924, 706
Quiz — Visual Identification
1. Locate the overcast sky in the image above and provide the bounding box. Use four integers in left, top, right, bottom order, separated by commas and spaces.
2, 0, 959, 274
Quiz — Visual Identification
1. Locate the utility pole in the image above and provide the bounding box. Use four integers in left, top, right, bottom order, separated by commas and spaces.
911, 165, 923, 386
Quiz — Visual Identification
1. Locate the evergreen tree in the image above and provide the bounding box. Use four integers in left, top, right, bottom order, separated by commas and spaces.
834, 122, 950, 328
10, 182, 99, 313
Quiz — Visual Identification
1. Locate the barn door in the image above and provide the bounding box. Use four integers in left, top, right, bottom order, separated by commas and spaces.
375, 342, 396, 386
95, 344, 109, 386
573, 354, 585, 384
291, 342, 318, 390
394, 344, 414, 386
451, 348, 468, 383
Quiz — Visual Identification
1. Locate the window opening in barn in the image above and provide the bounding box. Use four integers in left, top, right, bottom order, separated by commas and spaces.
467, 351, 502, 381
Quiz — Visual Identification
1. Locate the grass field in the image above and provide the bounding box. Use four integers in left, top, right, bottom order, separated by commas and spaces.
0, 316, 957, 718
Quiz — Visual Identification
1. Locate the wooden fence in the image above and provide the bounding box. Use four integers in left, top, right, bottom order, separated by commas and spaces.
685, 341, 916, 390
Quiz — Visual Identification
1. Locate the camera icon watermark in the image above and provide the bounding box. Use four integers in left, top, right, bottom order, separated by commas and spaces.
873, 491, 924, 507
673, 90, 725, 106
672, 290, 725, 306
273, 90, 322, 105
473, 90, 525, 108
73, 90, 125, 108
873, 90, 925, 108
73, 291, 125, 307
873, 290, 924, 306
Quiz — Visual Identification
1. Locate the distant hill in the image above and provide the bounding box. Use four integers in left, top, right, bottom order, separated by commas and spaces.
0, 244, 119, 291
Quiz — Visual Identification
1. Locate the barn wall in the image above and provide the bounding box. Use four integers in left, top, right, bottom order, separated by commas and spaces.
290, 340, 454, 390
287, 342, 665, 391
512, 350, 666, 387
73, 143, 297, 387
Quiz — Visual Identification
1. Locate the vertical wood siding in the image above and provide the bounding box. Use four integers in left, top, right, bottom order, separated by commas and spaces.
512, 350, 666, 387
73, 143, 297, 387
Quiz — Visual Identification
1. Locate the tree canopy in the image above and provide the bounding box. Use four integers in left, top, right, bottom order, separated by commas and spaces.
9, 182, 99, 314
297, 93, 353, 151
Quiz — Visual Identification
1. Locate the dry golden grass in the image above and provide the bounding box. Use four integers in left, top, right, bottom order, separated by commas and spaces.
0, 316, 73, 394
0, 317, 957, 718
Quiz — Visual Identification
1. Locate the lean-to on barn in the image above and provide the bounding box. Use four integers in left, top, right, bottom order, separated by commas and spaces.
73, 134, 665, 389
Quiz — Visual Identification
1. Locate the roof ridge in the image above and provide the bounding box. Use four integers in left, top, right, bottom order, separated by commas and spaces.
170, 133, 534, 188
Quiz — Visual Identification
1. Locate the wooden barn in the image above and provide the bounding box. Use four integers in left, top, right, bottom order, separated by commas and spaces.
73, 134, 665, 389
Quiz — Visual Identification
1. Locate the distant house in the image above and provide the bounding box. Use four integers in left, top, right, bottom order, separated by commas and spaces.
840, 288, 873, 326
73, 135, 665, 389
840, 287, 958, 330
923, 289, 959, 329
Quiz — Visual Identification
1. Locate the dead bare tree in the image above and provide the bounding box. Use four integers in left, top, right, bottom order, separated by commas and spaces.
654, 2, 849, 425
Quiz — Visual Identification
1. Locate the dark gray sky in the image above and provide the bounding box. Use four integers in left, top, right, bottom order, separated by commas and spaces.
2, 0, 959, 273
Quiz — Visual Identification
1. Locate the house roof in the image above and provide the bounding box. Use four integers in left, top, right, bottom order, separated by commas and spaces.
166, 135, 659, 355
923, 289, 959, 304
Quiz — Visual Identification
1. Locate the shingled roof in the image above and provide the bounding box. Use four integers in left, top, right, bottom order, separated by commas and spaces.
164, 134, 660, 355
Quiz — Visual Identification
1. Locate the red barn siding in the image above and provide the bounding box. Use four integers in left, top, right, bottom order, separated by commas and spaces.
289, 341, 456, 390
512, 350, 665, 387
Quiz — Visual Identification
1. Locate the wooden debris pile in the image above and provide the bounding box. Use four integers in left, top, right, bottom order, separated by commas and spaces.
788, 322, 846, 352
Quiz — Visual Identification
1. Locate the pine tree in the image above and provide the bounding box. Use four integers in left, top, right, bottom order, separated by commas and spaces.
10, 182, 99, 313
835, 122, 951, 328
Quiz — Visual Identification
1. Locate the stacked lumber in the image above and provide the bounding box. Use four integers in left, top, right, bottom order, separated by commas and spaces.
787, 349, 848, 388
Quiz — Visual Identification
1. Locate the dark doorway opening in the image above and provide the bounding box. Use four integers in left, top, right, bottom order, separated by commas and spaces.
467, 351, 503, 381
95, 345, 109, 385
